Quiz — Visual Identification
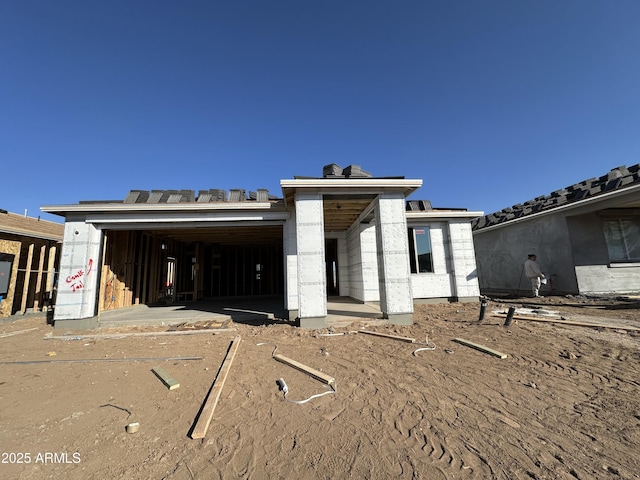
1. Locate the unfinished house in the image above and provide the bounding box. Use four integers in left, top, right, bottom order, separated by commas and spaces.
41, 165, 482, 329
0, 210, 63, 318
472, 164, 640, 296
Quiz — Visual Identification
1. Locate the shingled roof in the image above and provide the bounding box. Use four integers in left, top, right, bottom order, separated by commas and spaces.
0, 210, 63, 241
472, 164, 640, 231
76, 188, 282, 205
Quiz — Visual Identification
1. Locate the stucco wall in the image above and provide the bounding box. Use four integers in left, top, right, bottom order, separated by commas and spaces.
567, 212, 640, 294
473, 213, 579, 295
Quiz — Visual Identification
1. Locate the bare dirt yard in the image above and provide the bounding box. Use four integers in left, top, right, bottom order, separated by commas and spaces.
1, 295, 639, 480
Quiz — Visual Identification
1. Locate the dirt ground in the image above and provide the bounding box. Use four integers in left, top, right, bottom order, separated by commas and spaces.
1, 295, 639, 480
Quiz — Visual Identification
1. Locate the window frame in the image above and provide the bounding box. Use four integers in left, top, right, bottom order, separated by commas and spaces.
408, 225, 434, 274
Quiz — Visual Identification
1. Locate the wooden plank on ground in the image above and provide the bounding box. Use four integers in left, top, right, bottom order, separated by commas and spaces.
152, 366, 180, 390
491, 314, 640, 332
453, 338, 508, 359
358, 330, 416, 343
44, 328, 236, 340
273, 353, 335, 386
190, 336, 241, 439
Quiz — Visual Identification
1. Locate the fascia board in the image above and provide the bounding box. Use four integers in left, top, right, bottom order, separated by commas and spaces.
41, 202, 279, 215
82, 210, 289, 224
91, 220, 287, 231
405, 211, 484, 221
0, 227, 63, 241
280, 179, 422, 188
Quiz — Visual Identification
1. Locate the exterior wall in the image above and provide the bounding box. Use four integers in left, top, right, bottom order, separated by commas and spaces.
283, 212, 298, 318
337, 236, 349, 296
375, 193, 413, 322
567, 212, 640, 294
408, 220, 480, 301
409, 221, 455, 299
473, 213, 579, 295
346, 223, 379, 302
294, 193, 327, 325
54, 220, 104, 323
448, 221, 481, 299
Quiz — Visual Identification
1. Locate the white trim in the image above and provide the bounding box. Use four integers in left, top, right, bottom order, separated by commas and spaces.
406, 211, 484, 220
280, 179, 422, 189
41, 202, 279, 215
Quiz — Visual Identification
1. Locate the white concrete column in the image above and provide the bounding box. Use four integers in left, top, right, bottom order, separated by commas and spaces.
283, 210, 299, 320
448, 221, 480, 301
54, 220, 103, 328
295, 192, 327, 328
375, 193, 414, 324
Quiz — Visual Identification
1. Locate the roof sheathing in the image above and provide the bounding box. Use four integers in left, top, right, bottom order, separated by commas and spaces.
472, 164, 640, 231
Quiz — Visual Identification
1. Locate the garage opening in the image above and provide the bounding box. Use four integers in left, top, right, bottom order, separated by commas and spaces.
100, 226, 283, 312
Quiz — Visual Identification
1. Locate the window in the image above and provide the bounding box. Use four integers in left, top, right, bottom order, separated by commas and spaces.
408, 226, 434, 273
604, 219, 640, 262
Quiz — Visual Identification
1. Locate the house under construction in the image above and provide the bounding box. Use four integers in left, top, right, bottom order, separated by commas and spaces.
42, 165, 482, 329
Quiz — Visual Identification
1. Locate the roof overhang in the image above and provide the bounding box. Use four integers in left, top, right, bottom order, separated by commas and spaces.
41, 201, 285, 217
474, 183, 640, 235
280, 178, 423, 206
0, 226, 62, 242
406, 210, 484, 221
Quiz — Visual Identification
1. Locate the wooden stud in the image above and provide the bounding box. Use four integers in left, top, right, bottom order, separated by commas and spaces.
20, 244, 34, 314
190, 336, 241, 439
273, 353, 336, 386
33, 245, 46, 311
152, 366, 180, 390
453, 338, 507, 359
358, 330, 416, 343
45, 245, 56, 294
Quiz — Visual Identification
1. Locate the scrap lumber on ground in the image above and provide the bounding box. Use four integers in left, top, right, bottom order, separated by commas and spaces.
273, 353, 335, 386
453, 338, 508, 359
358, 330, 416, 343
0, 356, 203, 365
152, 367, 180, 390
44, 328, 236, 340
190, 336, 241, 439
491, 314, 640, 332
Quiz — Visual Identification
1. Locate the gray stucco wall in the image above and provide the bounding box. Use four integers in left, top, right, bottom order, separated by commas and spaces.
473, 213, 579, 296
567, 212, 640, 294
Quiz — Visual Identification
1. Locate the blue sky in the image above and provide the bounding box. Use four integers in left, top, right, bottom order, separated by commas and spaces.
2, 1, 639, 223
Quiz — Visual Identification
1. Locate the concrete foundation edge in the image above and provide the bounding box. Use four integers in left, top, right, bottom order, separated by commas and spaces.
298, 316, 327, 329
54, 316, 99, 330
384, 312, 413, 325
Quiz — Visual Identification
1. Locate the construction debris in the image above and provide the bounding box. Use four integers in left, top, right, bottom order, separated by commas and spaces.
273, 353, 335, 386
358, 330, 416, 343
491, 314, 640, 332
0, 328, 38, 338
0, 356, 203, 366
44, 328, 236, 341
453, 338, 508, 359
152, 367, 180, 390
190, 336, 241, 439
